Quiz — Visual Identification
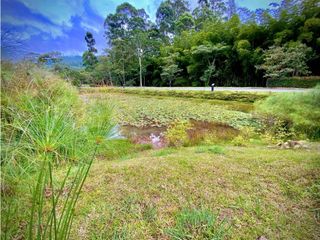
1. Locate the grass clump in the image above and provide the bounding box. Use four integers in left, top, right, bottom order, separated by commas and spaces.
255, 86, 320, 139
166, 208, 230, 240
1, 63, 115, 239
195, 145, 225, 154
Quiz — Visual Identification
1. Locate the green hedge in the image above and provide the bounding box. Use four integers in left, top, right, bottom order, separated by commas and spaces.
266, 77, 320, 88
80, 87, 270, 103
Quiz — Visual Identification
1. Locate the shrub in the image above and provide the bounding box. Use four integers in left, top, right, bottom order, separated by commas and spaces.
166, 208, 230, 239
231, 135, 247, 146
165, 120, 192, 147
266, 77, 320, 88
255, 86, 320, 139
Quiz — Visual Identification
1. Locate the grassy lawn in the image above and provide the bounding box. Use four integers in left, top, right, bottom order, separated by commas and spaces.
71, 144, 320, 239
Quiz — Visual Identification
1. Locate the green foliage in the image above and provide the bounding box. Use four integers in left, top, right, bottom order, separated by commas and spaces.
258, 42, 312, 80
79, 0, 320, 87
1, 64, 115, 239
266, 76, 320, 88
256, 86, 320, 139
161, 53, 182, 87
175, 12, 195, 34
54, 65, 86, 87
82, 51, 98, 71
231, 135, 247, 146
82, 32, 98, 71
165, 120, 192, 147
166, 208, 230, 239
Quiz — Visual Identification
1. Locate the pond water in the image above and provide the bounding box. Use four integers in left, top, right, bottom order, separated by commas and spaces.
117, 120, 239, 149
121, 125, 167, 149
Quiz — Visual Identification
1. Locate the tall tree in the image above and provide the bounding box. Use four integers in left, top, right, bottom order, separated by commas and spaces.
104, 2, 150, 43
156, 0, 189, 39
161, 53, 182, 87
82, 32, 98, 70
85, 32, 97, 53
175, 13, 195, 34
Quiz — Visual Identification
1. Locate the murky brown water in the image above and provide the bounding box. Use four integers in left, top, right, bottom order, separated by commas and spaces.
120, 120, 239, 149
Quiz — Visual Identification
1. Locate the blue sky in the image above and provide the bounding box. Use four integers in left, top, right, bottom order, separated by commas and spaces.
1, 0, 280, 58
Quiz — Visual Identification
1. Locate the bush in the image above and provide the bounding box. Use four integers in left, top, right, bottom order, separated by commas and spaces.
255, 86, 320, 139
231, 135, 247, 146
165, 120, 192, 147
266, 76, 320, 88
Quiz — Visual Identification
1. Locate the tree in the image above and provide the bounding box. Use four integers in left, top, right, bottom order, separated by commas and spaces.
156, 0, 189, 39
104, 3, 150, 43
37, 51, 62, 65
82, 32, 98, 70
107, 38, 133, 86
161, 53, 182, 87
82, 51, 98, 71
130, 31, 148, 87
85, 32, 97, 53
258, 42, 312, 79
92, 56, 114, 86
175, 13, 195, 34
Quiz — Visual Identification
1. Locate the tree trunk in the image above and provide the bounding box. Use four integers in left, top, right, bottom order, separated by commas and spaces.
139, 56, 142, 87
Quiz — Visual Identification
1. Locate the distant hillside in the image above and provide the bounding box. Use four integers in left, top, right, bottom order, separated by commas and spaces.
61, 55, 83, 69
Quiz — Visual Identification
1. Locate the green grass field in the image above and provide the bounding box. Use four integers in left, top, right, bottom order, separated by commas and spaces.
67, 91, 320, 239
2, 82, 319, 239
71, 143, 320, 239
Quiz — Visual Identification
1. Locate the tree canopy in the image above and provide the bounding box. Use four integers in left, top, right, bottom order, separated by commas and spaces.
82, 0, 320, 87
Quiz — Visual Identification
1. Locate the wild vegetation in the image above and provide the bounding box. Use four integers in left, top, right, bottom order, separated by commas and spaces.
1, 63, 115, 239
53, 0, 320, 88
1, 0, 320, 239
1, 61, 320, 239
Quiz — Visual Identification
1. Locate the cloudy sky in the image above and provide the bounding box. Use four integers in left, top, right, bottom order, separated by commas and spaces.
1, 0, 280, 58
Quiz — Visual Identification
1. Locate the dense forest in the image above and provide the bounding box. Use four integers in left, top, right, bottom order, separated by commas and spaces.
63, 0, 320, 87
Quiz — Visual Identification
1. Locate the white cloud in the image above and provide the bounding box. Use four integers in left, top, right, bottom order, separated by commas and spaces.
88, 0, 161, 20
17, 0, 84, 27
80, 21, 100, 33
2, 14, 65, 38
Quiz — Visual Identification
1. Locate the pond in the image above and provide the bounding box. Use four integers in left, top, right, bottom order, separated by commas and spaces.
117, 120, 239, 149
